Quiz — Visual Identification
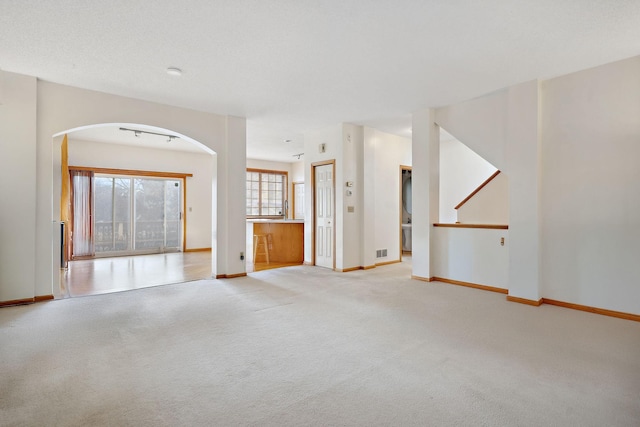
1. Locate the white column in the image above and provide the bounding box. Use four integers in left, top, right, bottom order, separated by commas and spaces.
215, 115, 246, 277
506, 81, 541, 301
412, 109, 439, 280
362, 128, 377, 269
341, 123, 363, 270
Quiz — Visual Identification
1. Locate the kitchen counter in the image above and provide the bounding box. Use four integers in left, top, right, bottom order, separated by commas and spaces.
247, 219, 304, 224
246, 219, 304, 264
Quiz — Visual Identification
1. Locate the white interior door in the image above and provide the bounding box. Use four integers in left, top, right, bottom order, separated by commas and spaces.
293, 182, 304, 219
315, 164, 334, 269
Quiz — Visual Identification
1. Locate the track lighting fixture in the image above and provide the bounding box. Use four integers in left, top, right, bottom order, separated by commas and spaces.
120, 127, 180, 142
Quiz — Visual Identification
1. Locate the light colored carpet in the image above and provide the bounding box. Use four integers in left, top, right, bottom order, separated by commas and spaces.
1, 261, 639, 426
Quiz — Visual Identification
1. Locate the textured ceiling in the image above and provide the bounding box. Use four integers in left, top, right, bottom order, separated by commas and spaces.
2, 0, 639, 161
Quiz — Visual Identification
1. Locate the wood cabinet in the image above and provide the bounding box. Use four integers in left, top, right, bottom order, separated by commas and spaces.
252, 221, 304, 263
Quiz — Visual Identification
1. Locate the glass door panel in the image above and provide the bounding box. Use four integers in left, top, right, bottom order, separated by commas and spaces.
165, 180, 181, 250
134, 178, 166, 250
113, 178, 131, 251
91, 174, 182, 256
93, 176, 114, 253
94, 177, 132, 254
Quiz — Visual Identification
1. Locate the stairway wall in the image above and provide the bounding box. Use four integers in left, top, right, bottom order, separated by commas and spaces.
540, 56, 640, 314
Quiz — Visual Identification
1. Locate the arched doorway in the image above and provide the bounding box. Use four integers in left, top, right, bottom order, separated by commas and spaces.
53, 123, 217, 297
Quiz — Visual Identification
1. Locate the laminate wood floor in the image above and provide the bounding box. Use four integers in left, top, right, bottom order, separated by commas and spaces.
62, 252, 302, 297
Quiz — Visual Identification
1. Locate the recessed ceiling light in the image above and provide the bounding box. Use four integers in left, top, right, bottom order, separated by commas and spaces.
166, 67, 182, 77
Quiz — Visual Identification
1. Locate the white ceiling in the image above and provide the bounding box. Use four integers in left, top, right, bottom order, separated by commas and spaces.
2, 1, 639, 162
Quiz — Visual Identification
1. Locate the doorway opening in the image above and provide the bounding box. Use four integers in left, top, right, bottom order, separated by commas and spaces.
55, 123, 216, 297
400, 166, 412, 260
70, 171, 189, 259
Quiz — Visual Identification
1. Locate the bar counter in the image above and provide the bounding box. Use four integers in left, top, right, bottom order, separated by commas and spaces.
246, 219, 304, 264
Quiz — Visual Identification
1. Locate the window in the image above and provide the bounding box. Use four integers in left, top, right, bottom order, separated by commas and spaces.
246, 169, 288, 217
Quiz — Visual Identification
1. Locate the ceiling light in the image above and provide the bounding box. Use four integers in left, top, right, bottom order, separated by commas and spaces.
284, 139, 292, 144
166, 67, 182, 77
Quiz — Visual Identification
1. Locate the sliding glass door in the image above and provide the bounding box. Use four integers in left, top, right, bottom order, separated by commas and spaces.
93, 175, 182, 256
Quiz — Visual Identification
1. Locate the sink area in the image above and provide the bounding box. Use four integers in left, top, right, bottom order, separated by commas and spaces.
402, 223, 412, 251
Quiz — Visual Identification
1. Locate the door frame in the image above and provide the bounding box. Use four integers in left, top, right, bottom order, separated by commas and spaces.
400, 165, 412, 260
311, 160, 336, 270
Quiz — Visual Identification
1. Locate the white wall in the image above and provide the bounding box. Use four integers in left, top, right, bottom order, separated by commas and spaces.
370, 128, 411, 263
68, 139, 213, 249
541, 56, 640, 314
32, 80, 245, 298
456, 172, 508, 224
432, 227, 509, 289
0, 72, 37, 301
436, 91, 507, 171
440, 138, 497, 223
291, 160, 304, 183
